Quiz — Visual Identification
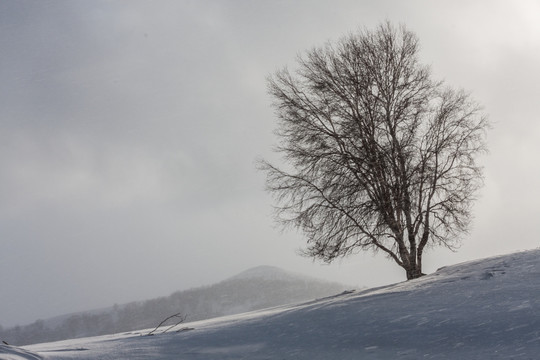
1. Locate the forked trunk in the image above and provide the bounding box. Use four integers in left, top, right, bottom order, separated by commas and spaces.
405, 264, 424, 280
404, 241, 426, 280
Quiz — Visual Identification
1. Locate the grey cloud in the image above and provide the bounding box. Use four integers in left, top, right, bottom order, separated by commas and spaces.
0, 0, 539, 327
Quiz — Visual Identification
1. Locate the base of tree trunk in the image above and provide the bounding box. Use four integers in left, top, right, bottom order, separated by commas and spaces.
406, 268, 425, 280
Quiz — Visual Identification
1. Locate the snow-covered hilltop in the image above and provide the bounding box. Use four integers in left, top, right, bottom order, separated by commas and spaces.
228, 265, 309, 281
3, 249, 540, 359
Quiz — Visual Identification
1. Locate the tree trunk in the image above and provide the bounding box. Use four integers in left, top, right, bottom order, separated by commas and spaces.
405, 264, 424, 280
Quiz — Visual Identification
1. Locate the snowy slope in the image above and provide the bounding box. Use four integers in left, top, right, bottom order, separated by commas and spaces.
4, 249, 540, 359
0, 345, 41, 360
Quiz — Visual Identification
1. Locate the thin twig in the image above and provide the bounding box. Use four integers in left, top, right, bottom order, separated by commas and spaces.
147, 313, 186, 336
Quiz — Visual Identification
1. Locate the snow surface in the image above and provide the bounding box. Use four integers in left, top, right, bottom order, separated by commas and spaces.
3, 249, 540, 359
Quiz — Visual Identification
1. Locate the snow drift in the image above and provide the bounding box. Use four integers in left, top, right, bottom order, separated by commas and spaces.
4, 249, 540, 359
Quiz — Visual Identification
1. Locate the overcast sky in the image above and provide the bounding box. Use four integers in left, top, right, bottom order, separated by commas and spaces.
1, 0, 539, 327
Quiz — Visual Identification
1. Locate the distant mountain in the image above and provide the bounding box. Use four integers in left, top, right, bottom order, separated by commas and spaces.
228, 265, 339, 284
229, 265, 307, 281
189, 265, 350, 318
0, 266, 350, 346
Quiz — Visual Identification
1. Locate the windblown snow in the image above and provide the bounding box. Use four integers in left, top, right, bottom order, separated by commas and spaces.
3, 249, 540, 359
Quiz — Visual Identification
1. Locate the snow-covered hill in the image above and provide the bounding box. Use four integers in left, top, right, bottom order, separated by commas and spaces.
0, 265, 347, 346
3, 249, 540, 359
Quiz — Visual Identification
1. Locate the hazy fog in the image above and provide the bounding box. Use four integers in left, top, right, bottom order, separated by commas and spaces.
1, 0, 539, 327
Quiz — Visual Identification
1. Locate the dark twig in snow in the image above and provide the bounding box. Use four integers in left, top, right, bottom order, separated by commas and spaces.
146, 313, 187, 336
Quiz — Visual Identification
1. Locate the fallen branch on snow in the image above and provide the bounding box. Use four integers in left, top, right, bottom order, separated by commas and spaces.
146, 313, 187, 336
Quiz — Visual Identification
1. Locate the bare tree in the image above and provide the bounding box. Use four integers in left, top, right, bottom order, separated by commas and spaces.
260, 22, 489, 280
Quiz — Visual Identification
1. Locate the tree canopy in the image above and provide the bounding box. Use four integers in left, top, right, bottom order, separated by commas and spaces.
261, 22, 489, 280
